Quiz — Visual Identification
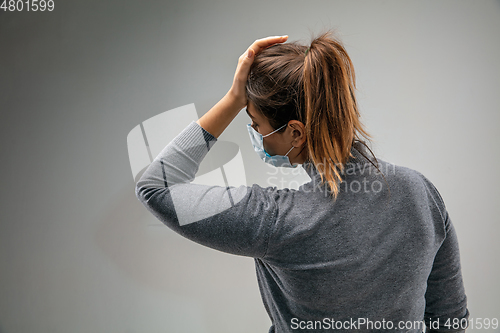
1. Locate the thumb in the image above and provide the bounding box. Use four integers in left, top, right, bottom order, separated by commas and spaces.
247, 48, 253, 59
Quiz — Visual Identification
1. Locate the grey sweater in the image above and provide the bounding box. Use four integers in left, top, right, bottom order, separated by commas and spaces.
135, 121, 469, 333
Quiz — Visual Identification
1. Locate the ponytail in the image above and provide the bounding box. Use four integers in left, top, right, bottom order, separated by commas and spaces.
303, 30, 381, 200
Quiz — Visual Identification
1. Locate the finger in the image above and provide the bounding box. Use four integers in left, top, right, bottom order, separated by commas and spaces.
247, 35, 288, 55
252, 35, 288, 51
254, 35, 288, 48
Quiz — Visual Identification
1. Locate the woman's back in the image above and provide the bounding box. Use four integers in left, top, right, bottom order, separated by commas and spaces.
256, 144, 468, 332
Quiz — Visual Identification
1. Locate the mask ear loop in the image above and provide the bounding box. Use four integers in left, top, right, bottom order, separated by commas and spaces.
262, 123, 288, 138
284, 146, 294, 156
273, 123, 295, 157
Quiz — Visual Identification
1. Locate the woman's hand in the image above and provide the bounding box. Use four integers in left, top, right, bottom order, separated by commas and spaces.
227, 35, 288, 110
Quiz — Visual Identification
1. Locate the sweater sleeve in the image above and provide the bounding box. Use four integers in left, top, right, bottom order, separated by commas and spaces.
135, 120, 278, 258
420, 176, 470, 333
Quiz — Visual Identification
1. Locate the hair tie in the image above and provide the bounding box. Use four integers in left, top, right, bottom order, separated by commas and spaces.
305, 46, 310, 56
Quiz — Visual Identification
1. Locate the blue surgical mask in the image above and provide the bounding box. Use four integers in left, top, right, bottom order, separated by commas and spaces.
247, 123, 298, 168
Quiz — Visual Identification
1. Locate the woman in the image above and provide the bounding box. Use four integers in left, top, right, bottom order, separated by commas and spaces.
135, 31, 469, 332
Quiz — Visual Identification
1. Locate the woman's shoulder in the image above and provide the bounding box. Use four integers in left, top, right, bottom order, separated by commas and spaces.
372, 157, 448, 213
366, 153, 429, 182
349, 147, 423, 184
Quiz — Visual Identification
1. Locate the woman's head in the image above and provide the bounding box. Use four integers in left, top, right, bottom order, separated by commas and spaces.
246, 29, 375, 200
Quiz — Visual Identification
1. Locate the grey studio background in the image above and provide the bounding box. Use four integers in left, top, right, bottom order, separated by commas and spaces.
1, 0, 499, 332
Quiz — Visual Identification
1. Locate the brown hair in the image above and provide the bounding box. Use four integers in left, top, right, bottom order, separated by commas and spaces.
246, 29, 386, 200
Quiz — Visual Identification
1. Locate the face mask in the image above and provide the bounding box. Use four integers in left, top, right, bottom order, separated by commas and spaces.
247, 123, 298, 168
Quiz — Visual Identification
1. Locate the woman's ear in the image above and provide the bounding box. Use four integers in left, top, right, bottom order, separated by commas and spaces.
288, 120, 307, 146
